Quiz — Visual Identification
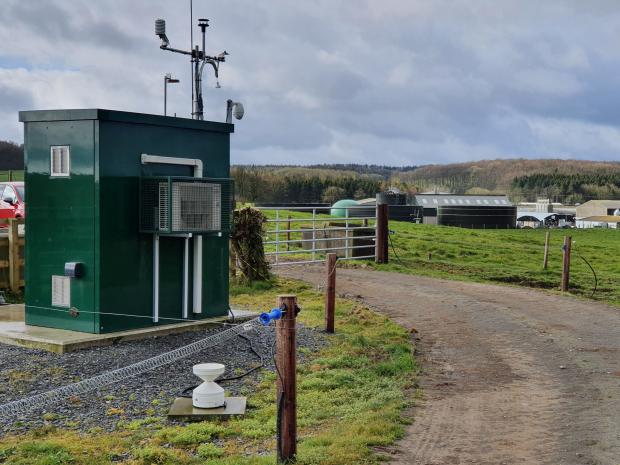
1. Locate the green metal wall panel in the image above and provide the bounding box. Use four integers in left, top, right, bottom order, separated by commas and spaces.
24, 120, 96, 332
97, 119, 230, 332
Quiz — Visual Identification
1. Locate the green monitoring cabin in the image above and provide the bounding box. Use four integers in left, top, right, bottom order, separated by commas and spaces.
20, 109, 233, 333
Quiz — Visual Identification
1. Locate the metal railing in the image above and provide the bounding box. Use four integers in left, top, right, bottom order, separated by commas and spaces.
256, 205, 377, 266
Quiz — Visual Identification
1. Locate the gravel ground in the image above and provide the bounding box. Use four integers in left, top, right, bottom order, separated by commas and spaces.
0, 321, 326, 435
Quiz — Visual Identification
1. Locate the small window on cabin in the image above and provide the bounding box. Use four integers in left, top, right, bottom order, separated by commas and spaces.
422, 199, 428, 204
494, 199, 500, 204
50, 146, 70, 177
458, 199, 464, 204
433, 199, 438, 204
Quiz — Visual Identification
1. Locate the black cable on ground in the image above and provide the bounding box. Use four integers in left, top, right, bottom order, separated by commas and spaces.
276, 390, 285, 463
388, 232, 407, 266
575, 251, 598, 298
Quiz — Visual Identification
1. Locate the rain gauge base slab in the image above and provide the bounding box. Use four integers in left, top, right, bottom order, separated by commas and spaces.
168, 396, 247, 420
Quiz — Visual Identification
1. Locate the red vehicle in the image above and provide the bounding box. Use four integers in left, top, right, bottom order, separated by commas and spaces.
0, 182, 25, 222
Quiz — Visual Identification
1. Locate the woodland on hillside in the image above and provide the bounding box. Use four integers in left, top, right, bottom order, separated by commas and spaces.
234, 160, 620, 204
233, 165, 382, 203
0, 141, 24, 170
511, 173, 620, 203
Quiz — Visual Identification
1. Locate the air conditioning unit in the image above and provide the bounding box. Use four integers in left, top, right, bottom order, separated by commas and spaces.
140, 177, 232, 234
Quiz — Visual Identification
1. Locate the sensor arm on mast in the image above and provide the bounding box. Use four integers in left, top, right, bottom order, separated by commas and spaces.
160, 44, 193, 56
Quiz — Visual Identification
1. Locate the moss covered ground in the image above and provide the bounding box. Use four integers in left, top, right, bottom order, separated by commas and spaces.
0, 278, 417, 465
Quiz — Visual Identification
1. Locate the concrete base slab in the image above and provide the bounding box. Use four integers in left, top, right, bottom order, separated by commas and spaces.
0, 305, 257, 353
168, 396, 247, 420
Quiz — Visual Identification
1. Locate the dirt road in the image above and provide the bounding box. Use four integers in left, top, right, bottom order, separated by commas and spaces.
279, 266, 620, 465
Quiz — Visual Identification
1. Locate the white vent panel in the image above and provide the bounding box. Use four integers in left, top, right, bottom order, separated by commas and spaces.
50, 146, 70, 177
51, 275, 70, 307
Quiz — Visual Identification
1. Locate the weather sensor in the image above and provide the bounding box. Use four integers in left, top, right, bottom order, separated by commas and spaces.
192, 363, 226, 408
154, 16, 229, 120
226, 100, 244, 123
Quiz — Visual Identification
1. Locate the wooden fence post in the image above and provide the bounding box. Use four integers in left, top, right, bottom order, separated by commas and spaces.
8, 219, 20, 293
375, 203, 389, 264
561, 235, 572, 292
543, 230, 550, 270
276, 294, 297, 464
325, 253, 336, 333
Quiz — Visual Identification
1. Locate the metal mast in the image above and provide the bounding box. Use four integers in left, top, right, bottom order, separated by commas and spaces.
155, 17, 228, 120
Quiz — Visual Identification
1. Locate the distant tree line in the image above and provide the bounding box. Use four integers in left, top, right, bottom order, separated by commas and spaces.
510, 173, 620, 203
0, 141, 24, 170
301, 164, 417, 178
233, 166, 382, 203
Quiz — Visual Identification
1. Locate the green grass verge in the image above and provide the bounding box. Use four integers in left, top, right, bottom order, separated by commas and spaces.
0, 171, 24, 182
0, 278, 417, 464
366, 223, 620, 308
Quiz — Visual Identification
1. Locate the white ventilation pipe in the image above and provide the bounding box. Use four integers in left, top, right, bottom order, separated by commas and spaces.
141, 154, 205, 318
153, 234, 160, 323
182, 235, 190, 319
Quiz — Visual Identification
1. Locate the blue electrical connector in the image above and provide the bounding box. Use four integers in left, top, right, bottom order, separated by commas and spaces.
259, 308, 284, 326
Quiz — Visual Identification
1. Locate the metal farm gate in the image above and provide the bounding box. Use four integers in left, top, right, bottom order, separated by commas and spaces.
256, 205, 378, 265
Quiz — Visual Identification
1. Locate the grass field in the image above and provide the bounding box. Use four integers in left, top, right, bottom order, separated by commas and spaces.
257, 206, 619, 308
0, 278, 416, 465
368, 223, 620, 308
0, 171, 23, 182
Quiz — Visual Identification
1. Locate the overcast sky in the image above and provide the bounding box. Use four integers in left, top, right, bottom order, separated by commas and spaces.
1, 1, 620, 165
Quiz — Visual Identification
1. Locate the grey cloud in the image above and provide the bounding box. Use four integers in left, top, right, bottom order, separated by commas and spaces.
1, 0, 620, 165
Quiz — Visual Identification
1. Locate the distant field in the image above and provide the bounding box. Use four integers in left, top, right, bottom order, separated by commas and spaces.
368, 223, 620, 308
0, 170, 23, 182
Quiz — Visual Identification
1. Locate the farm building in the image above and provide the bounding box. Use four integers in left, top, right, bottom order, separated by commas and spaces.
414, 194, 514, 228
356, 196, 423, 222
20, 109, 233, 334
576, 200, 620, 218
515, 212, 574, 228
576, 216, 620, 229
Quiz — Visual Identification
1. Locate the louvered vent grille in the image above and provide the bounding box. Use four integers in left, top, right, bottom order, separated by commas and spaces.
140, 177, 232, 234
171, 182, 221, 231
51, 275, 70, 307
158, 182, 170, 231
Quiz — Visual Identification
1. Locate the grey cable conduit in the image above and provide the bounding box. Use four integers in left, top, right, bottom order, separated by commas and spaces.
0, 317, 260, 419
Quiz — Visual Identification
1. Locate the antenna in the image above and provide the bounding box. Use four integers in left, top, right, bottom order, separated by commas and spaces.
154, 15, 229, 120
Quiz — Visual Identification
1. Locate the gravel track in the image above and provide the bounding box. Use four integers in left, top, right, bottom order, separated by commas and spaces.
0, 321, 325, 435
279, 265, 620, 465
